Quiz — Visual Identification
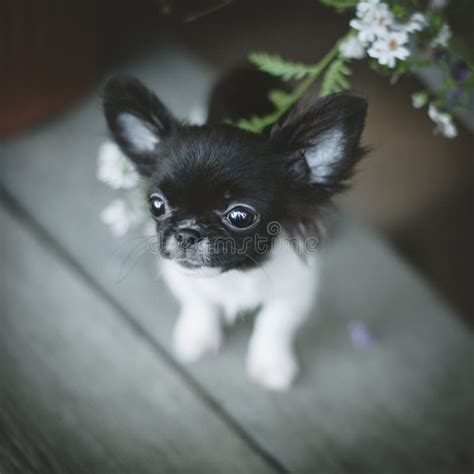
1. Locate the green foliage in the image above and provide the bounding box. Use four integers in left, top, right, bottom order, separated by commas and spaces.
248, 52, 316, 80
427, 10, 444, 32
368, 59, 392, 76
232, 1, 472, 138
234, 41, 343, 133
234, 111, 281, 133
319, 0, 358, 12
394, 59, 411, 75
391, 3, 408, 20
268, 89, 295, 108
320, 58, 351, 96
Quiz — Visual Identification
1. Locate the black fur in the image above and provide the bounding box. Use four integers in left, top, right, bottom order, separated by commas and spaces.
103, 75, 179, 176
102, 68, 368, 271
207, 65, 289, 124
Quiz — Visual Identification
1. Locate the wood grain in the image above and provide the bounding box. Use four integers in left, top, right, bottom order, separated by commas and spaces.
1, 47, 473, 473
0, 204, 276, 474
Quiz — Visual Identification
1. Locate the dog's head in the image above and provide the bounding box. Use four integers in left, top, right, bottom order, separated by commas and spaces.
103, 75, 367, 273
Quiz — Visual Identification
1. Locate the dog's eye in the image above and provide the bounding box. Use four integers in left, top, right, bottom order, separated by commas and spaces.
149, 195, 166, 218
225, 206, 257, 229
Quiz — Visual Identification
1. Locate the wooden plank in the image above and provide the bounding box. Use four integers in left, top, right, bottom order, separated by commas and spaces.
1, 47, 473, 472
0, 205, 276, 474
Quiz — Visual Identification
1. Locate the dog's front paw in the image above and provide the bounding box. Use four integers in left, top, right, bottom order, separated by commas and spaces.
246, 342, 299, 391
173, 312, 223, 363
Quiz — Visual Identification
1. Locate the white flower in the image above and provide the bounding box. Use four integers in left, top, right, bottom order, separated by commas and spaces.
101, 200, 133, 237
101, 199, 146, 237
367, 31, 409, 68
350, 2, 394, 43
97, 141, 139, 190
411, 91, 428, 109
402, 13, 428, 33
339, 36, 366, 59
356, 0, 380, 18
428, 104, 457, 138
430, 23, 451, 48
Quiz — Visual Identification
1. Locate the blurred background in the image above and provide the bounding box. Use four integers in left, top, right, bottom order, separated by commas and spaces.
1, 0, 473, 321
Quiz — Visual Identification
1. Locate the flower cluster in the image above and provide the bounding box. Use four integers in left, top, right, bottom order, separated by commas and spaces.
244, 0, 469, 139
97, 141, 139, 189
427, 103, 457, 138
341, 0, 426, 68
333, 0, 467, 139
97, 141, 150, 237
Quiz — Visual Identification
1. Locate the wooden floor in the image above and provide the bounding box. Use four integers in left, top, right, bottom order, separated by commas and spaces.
1, 48, 473, 474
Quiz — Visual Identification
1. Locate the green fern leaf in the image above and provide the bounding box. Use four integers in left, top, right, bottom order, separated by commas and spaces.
320, 0, 358, 12
249, 52, 315, 80
268, 89, 295, 108
232, 40, 344, 133
320, 57, 352, 96
234, 115, 271, 133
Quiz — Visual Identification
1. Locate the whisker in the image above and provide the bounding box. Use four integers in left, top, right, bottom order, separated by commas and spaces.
114, 235, 159, 283
114, 240, 149, 284
110, 233, 158, 256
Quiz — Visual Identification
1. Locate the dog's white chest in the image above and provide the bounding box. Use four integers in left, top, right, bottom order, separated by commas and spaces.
162, 260, 270, 319
200, 268, 269, 318
161, 245, 318, 322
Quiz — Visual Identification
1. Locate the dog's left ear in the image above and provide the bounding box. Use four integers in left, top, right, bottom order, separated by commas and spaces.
102, 75, 179, 176
271, 93, 368, 192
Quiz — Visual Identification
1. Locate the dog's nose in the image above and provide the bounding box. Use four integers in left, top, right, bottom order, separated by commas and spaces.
176, 228, 201, 249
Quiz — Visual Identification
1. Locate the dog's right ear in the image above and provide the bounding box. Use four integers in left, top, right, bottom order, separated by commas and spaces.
102, 75, 179, 176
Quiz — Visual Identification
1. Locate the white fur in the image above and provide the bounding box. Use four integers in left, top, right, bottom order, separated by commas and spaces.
306, 128, 344, 183
161, 236, 319, 390
118, 113, 159, 152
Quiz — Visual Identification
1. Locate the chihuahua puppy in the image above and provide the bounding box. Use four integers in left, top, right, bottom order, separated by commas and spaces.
103, 68, 367, 390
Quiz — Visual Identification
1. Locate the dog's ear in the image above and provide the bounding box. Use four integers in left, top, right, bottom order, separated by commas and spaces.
102, 75, 179, 176
271, 93, 368, 193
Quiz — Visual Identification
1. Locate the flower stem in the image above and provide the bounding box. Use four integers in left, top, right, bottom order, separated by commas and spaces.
235, 34, 347, 133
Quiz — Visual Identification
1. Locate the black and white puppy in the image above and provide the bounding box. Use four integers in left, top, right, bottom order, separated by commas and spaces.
103, 68, 367, 390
